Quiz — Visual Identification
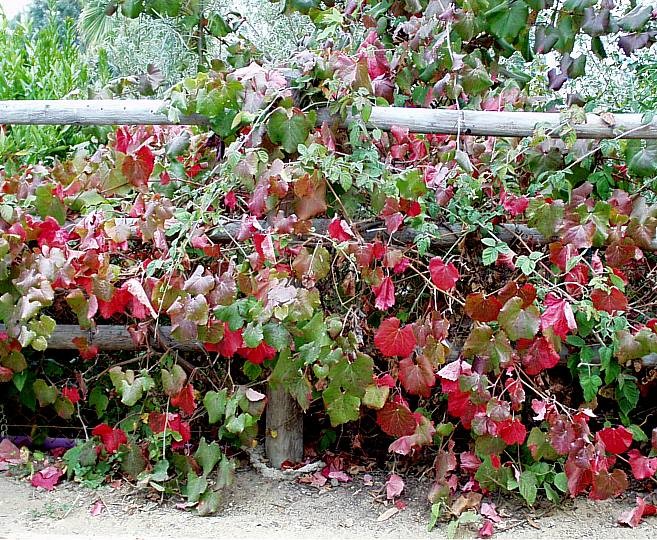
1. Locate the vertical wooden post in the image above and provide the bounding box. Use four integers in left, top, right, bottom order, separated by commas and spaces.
265, 385, 303, 468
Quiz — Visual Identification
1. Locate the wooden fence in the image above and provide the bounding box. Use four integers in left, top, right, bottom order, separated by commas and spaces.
2, 98, 656, 468
2, 100, 657, 138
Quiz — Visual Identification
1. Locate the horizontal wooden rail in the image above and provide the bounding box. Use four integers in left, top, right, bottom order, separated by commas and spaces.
0, 100, 205, 126
0, 324, 202, 351
0, 100, 655, 139
113, 217, 546, 246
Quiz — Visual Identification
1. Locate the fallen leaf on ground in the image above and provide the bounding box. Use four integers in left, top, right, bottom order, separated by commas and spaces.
31, 466, 63, 491
298, 471, 327, 488
618, 496, 657, 528
90, 500, 105, 516
0, 439, 23, 470
479, 519, 495, 538
480, 502, 502, 523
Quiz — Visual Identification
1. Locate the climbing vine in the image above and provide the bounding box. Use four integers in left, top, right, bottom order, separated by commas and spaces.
2, 0, 657, 530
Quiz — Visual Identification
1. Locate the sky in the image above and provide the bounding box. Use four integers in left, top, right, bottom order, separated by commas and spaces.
0, 0, 32, 19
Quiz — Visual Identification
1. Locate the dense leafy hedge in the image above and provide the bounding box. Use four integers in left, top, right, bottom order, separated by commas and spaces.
1, 0, 657, 527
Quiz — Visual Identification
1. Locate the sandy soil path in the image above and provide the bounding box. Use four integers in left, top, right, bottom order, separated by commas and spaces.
1, 468, 656, 539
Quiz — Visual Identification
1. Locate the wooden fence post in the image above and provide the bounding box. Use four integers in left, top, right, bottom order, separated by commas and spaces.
265, 386, 303, 469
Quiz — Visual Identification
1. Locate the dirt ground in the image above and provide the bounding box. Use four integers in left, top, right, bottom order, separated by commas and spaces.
1, 465, 656, 540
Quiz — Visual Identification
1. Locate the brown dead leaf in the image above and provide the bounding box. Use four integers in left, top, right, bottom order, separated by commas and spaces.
451, 491, 482, 517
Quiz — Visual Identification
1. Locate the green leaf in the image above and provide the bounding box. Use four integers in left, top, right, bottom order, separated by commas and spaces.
151, 459, 170, 482
194, 438, 223, 477
33, 379, 57, 407
267, 107, 313, 154
616, 378, 639, 421
362, 384, 389, 410
527, 199, 563, 239
120, 377, 150, 406
263, 323, 291, 350
527, 427, 558, 461
396, 169, 426, 199
553, 471, 568, 493
498, 297, 540, 341
204, 389, 228, 424
519, 471, 538, 506
482, 247, 499, 266
216, 456, 236, 489
161, 364, 186, 397
87, 387, 108, 416
121, 444, 147, 477
207, 14, 231, 37
328, 353, 374, 397
487, 0, 529, 41
215, 303, 244, 331
54, 396, 75, 419
243, 322, 264, 348
323, 385, 361, 426
185, 471, 208, 504
35, 185, 66, 225
544, 483, 560, 503
578, 368, 602, 402
197, 489, 222, 516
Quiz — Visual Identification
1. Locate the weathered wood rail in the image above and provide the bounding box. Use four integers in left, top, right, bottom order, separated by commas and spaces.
1, 100, 656, 139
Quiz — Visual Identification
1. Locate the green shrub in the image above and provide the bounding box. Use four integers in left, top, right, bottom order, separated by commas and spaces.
0, 12, 100, 168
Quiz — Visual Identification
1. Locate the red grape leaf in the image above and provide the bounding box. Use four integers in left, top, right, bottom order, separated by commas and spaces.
591, 287, 628, 314
597, 426, 633, 454
92, 423, 127, 454
328, 217, 354, 241
428, 257, 459, 291
479, 519, 495, 538
398, 355, 435, 398
497, 418, 527, 446
98, 287, 132, 319
205, 323, 244, 357
376, 401, 417, 437
564, 263, 590, 297
540, 293, 577, 338
373, 276, 396, 311
565, 458, 593, 497
589, 469, 628, 500
122, 146, 155, 188
237, 341, 277, 364
549, 242, 579, 272
72, 336, 99, 361
522, 336, 560, 376
294, 173, 327, 221
464, 293, 502, 322
374, 317, 416, 357
561, 220, 596, 250
627, 449, 657, 480
171, 383, 196, 416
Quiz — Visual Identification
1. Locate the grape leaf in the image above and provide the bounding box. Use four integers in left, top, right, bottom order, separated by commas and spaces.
374, 317, 416, 357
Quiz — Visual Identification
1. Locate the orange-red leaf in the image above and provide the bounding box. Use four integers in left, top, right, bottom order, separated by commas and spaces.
464, 293, 502, 322
374, 317, 416, 357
